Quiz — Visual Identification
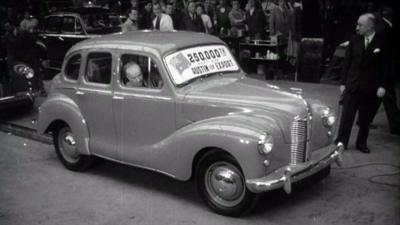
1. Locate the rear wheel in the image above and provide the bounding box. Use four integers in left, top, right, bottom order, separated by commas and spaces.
196, 150, 259, 216
53, 126, 93, 171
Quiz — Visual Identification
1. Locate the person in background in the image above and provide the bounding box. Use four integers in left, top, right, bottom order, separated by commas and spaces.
229, 0, 246, 36
130, 0, 139, 9
335, 13, 389, 153
204, 0, 217, 26
125, 0, 140, 17
122, 7, 139, 33
269, 0, 290, 37
19, 11, 39, 32
180, 1, 205, 32
286, 0, 302, 65
245, 0, 267, 39
371, 6, 400, 135
152, 3, 174, 31
166, 2, 180, 30
261, 0, 277, 16
152, 0, 167, 12
196, 3, 213, 34
140, 1, 153, 29
215, 0, 231, 36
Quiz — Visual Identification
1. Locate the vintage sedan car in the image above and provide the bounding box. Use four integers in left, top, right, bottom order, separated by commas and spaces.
0, 62, 38, 111
37, 31, 343, 216
38, 7, 122, 71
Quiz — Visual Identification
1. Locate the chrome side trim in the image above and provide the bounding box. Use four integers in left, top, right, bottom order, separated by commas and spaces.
92, 153, 177, 179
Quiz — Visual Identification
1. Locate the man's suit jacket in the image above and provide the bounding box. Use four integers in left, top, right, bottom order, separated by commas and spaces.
179, 13, 205, 32
140, 11, 153, 29
341, 33, 389, 94
269, 7, 289, 36
245, 8, 266, 38
376, 18, 396, 82
153, 13, 174, 31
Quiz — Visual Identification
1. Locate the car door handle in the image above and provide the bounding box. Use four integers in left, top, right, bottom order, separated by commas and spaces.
76, 91, 85, 95
58, 36, 64, 41
113, 96, 124, 100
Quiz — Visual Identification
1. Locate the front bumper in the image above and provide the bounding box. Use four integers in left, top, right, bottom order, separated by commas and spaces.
246, 143, 344, 194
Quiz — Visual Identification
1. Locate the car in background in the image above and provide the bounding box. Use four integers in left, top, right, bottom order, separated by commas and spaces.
38, 7, 122, 74
0, 62, 38, 111
37, 31, 343, 216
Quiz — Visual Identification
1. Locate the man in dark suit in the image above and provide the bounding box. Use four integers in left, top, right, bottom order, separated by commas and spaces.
335, 13, 389, 153
372, 7, 400, 135
245, 0, 266, 39
139, 1, 154, 30
180, 1, 205, 32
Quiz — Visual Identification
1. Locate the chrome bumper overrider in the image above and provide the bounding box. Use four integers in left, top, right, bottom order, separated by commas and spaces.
246, 143, 344, 194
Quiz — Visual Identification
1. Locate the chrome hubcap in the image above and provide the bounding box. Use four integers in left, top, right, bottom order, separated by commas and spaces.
58, 128, 80, 163
205, 162, 245, 207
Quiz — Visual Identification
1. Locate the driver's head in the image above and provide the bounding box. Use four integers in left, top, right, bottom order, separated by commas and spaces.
125, 62, 144, 87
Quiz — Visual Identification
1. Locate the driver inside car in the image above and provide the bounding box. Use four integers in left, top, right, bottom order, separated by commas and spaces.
124, 62, 146, 87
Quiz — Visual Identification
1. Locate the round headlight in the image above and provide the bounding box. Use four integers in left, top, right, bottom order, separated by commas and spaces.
321, 107, 336, 127
327, 115, 336, 126
25, 70, 34, 79
258, 133, 273, 155
13, 64, 34, 79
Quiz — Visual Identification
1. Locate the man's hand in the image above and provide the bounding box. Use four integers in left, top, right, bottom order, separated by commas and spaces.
340, 85, 346, 93
377, 87, 386, 98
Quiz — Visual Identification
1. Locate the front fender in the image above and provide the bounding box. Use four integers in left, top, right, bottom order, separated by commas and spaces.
153, 114, 284, 181
37, 94, 90, 155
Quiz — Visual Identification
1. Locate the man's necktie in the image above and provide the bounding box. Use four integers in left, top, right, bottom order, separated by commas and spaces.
155, 16, 161, 30
365, 37, 370, 49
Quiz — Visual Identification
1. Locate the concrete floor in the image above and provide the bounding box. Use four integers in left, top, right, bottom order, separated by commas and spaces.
0, 128, 399, 225
0, 80, 399, 224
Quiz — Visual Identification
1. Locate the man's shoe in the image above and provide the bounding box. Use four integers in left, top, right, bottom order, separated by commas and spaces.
357, 146, 371, 153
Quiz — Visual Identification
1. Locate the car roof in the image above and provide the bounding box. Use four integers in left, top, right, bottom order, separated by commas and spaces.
49, 7, 110, 16
68, 31, 225, 57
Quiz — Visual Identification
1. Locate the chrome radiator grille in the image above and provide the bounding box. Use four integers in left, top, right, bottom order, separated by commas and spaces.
290, 117, 308, 165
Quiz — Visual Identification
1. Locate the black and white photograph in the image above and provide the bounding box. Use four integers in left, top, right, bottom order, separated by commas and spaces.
0, 0, 398, 224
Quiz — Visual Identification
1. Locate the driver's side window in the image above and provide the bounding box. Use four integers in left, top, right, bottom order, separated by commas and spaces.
45, 16, 62, 33
120, 54, 163, 89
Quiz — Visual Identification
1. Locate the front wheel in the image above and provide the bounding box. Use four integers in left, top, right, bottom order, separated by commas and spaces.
196, 151, 259, 216
53, 126, 93, 171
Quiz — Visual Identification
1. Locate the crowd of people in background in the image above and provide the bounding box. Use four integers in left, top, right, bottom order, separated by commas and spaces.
0, 0, 397, 135
117, 0, 303, 42
0, 0, 395, 67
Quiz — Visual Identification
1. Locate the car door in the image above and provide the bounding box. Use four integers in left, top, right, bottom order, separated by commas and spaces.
39, 16, 63, 69
76, 51, 117, 158
113, 52, 175, 169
